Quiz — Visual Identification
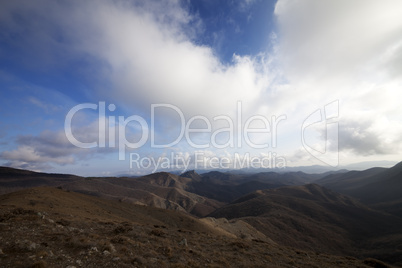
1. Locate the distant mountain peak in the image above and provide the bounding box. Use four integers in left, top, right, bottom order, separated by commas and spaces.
180, 170, 201, 181
143, 172, 180, 187
180, 170, 198, 176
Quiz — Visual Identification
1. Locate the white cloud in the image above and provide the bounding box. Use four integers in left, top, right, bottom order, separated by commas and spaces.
0, 117, 117, 170
274, 0, 402, 83
2, 145, 74, 165
1, 0, 401, 172
273, 0, 402, 164
71, 1, 272, 120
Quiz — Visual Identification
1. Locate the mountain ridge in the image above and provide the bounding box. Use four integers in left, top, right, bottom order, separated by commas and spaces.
0, 186, 385, 267
209, 183, 402, 264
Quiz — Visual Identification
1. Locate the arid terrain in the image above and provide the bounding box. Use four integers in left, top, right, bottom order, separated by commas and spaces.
2, 0, 401, 267
1, 164, 402, 267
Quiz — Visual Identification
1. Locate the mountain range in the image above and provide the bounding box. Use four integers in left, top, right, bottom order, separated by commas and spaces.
0, 162, 401, 267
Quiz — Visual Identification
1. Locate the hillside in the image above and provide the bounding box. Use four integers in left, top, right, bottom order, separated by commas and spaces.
1, 166, 402, 266
0, 187, 382, 268
0, 167, 82, 194
0, 167, 323, 216
0, 168, 222, 217
60, 173, 223, 217
317, 162, 402, 217
209, 184, 402, 265
316, 167, 387, 192
183, 170, 320, 203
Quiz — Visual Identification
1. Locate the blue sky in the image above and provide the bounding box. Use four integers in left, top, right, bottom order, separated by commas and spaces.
0, 0, 401, 176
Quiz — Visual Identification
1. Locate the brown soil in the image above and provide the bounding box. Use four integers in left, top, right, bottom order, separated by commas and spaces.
0, 187, 387, 268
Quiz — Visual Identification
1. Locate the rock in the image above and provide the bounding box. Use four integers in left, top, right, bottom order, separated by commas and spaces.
103, 250, 110, 256
0, 249, 4, 255
179, 238, 188, 246
28, 242, 37, 251
108, 243, 116, 253
112, 257, 120, 261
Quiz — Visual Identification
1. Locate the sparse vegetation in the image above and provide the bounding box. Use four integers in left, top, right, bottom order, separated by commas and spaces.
0, 187, 387, 268
1, 165, 402, 267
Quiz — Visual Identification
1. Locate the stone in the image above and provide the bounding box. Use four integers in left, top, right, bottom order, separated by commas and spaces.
108, 243, 116, 253
28, 242, 37, 251
179, 238, 188, 246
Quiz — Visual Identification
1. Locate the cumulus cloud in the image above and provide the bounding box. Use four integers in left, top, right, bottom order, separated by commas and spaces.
1, 145, 74, 170
338, 123, 390, 155
75, 1, 272, 120
273, 0, 402, 163
67, 0, 277, 149
0, 117, 118, 171
1, 131, 77, 171
274, 0, 402, 83
0, 0, 275, 134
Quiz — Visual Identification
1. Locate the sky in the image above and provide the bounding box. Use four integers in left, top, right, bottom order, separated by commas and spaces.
0, 0, 401, 176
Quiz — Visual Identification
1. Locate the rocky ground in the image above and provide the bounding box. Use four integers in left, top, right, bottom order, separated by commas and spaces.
0, 187, 394, 268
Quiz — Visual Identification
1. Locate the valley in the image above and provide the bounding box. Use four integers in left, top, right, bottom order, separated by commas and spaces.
1, 163, 402, 267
